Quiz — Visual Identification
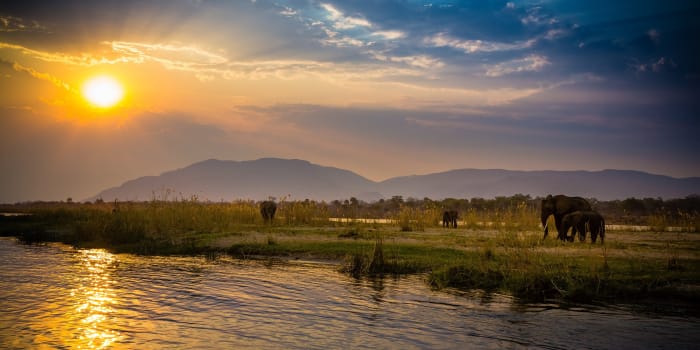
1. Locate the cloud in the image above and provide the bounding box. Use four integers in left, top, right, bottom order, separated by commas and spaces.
4, 60, 77, 93
0, 42, 133, 66
1, 40, 433, 84
321, 3, 371, 30
370, 52, 444, 69
647, 29, 660, 44
484, 54, 550, 77
319, 28, 368, 47
544, 29, 567, 40
425, 32, 536, 53
506, 2, 515, 9
371, 30, 405, 40
109, 41, 228, 68
632, 57, 677, 73
0, 15, 47, 33
279, 6, 297, 17
520, 6, 558, 26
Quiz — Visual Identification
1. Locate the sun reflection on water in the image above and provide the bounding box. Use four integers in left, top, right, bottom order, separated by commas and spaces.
73, 249, 122, 349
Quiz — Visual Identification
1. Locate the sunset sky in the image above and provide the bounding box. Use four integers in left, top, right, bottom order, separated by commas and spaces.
1, 0, 698, 202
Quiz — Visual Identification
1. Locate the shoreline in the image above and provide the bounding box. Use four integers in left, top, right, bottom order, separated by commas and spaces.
4, 222, 699, 306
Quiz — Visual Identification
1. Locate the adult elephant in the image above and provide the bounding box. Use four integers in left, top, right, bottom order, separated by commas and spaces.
443, 210, 458, 228
541, 195, 592, 240
561, 211, 606, 243
260, 200, 277, 224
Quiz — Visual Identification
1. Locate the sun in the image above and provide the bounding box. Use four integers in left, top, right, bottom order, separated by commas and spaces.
82, 76, 124, 108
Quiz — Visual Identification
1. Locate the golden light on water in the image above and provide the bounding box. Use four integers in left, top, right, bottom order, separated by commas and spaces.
74, 249, 122, 349
81, 76, 124, 108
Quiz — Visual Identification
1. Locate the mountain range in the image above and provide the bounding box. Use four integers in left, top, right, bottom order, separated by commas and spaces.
89, 158, 700, 202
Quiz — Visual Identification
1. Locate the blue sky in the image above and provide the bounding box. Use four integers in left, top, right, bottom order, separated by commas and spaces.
0, 0, 698, 202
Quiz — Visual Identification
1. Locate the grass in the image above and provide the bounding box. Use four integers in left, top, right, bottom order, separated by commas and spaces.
1, 201, 699, 305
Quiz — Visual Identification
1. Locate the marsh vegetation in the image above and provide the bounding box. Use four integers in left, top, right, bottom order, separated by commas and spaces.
1, 194, 698, 304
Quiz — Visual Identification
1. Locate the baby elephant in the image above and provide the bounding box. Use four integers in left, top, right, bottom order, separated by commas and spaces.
560, 211, 606, 243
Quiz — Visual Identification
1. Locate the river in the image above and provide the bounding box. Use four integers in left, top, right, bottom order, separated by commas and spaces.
0, 237, 697, 349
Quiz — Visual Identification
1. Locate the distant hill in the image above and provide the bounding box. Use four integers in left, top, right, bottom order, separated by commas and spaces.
378, 169, 700, 200
89, 158, 700, 202
91, 158, 377, 202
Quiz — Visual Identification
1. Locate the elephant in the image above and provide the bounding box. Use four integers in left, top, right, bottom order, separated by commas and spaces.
443, 210, 458, 228
260, 200, 277, 224
540, 194, 592, 240
560, 211, 606, 243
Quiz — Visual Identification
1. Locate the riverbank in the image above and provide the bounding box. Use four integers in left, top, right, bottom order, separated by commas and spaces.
2, 209, 699, 306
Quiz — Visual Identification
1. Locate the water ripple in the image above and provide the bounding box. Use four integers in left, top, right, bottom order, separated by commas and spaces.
1, 237, 699, 349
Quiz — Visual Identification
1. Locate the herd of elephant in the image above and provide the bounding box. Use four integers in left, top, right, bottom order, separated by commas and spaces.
259, 194, 604, 243
441, 194, 605, 243
540, 194, 605, 243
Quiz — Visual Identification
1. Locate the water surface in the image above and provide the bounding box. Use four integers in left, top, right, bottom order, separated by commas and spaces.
0, 237, 697, 349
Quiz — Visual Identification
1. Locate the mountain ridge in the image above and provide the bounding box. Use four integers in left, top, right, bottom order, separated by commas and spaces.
88, 158, 700, 202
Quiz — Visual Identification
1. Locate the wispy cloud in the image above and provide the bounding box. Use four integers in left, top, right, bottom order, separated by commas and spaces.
4, 60, 76, 93
425, 32, 536, 53
371, 30, 405, 40
0, 16, 47, 33
484, 54, 550, 77
647, 29, 660, 44
110, 41, 228, 68
319, 27, 368, 47
1, 40, 431, 83
274, 2, 406, 54
321, 3, 371, 30
0, 42, 132, 66
544, 28, 567, 40
520, 6, 558, 26
370, 51, 444, 69
632, 57, 677, 73
279, 6, 297, 17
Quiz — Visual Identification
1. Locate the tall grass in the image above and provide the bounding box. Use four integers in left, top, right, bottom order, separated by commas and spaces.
648, 210, 700, 232
460, 202, 540, 230
279, 200, 330, 225
395, 206, 441, 231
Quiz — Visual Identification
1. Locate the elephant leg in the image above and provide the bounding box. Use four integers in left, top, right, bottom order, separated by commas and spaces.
567, 227, 575, 242
555, 216, 572, 241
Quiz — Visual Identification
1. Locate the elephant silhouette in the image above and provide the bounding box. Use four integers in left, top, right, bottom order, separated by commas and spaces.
443, 210, 458, 228
561, 210, 606, 243
260, 200, 277, 224
540, 194, 592, 240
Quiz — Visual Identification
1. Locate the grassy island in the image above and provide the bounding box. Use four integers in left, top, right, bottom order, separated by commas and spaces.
1, 198, 699, 306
